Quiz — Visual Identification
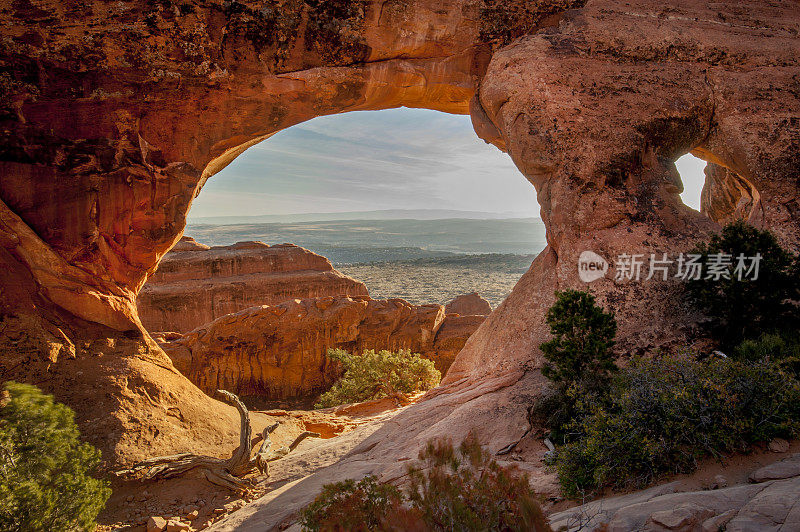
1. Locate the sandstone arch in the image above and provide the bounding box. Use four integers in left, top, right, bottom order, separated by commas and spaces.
1, 0, 798, 471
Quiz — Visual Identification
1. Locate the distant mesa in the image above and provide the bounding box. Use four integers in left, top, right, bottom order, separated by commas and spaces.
137, 236, 369, 332
171, 235, 210, 251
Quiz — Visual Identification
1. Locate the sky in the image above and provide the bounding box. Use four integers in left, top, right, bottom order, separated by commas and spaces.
189, 108, 706, 220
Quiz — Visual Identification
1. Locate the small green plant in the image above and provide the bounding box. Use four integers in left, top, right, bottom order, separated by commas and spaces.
551, 353, 800, 498
532, 290, 617, 441
315, 349, 441, 408
300, 435, 552, 531
687, 220, 800, 349
735, 332, 800, 378
540, 289, 617, 392
299, 475, 403, 531
0, 382, 111, 532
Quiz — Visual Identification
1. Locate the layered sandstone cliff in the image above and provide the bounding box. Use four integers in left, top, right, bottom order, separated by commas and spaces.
161, 296, 485, 400
137, 237, 368, 332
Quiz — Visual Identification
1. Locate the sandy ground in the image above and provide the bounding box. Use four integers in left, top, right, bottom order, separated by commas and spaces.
96, 396, 412, 531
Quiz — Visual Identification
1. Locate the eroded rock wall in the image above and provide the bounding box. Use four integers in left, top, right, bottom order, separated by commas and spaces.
161, 296, 484, 399
0, 0, 486, 334
0, 0, 798, 467
453, 0, 800, 385
0, 0, 488, 461
137, 238, 369, 332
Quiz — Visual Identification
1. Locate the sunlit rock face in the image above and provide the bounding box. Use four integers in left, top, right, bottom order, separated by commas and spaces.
437, 0, 800, 458
0, 0, 797, 464
0, 0, 489, 460
700, 163, 763, 227
454, 0, 800, 385
445, 292, 491, 316
137, 239, 369, 333
160, 296, 483, 400
0, 0, 484, 333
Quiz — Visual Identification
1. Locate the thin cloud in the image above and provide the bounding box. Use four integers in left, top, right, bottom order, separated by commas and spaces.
191, 108, 541, 218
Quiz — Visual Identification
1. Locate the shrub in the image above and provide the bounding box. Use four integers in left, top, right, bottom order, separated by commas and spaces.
406, 434, 550, 531
528, 382, 588, 445
299, 475, 403, 532
540, 290, 617, 392
300, 435, 552, 532
687, 220, 800, 349
532, 290, 617, 441
734, 332, 800, 377
315, 349, 441, 408
552, 353, 800, 498
0, 382, 111, 532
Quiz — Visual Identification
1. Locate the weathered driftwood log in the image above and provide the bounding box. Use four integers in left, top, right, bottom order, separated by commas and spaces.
116, 390, 320, 491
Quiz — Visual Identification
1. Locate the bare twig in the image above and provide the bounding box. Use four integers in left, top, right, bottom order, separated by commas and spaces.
115, 390, 321, 492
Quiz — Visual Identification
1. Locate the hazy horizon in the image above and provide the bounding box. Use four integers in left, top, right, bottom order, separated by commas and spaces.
189, 208, 539, 225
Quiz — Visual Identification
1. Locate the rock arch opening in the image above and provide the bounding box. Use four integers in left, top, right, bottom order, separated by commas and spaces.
183, 107, 545, 306
140, 107, 547, 404
676, 153, 707, 212
675, 151, 764, 227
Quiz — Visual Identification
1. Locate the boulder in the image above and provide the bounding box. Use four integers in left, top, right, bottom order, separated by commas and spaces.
445, 292, 492, 316
768, 438, 790, 453
750, 454, 800, 483
550, 474, 800, 531
648, 503, 715, 530
146, 516, 167, 532
165, 520, 190, 532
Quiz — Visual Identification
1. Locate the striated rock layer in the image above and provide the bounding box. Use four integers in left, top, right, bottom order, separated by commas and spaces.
161, 296, 485, 400
137, 238, 369, 333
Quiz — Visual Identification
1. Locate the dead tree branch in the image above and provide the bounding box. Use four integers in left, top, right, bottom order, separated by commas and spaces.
116, 390, 320, 492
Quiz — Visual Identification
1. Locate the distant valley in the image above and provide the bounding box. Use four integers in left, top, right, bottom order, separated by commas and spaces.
185, 217, 547, 306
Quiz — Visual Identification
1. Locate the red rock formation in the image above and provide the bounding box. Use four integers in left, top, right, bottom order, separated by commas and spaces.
0, 0, 798, 470
445, 292, 492, 316
161, 296, 484, 400
0, 0, 487, 462
137, 238, 368, 332
700, 164, 763, 227
431, 314, 488, 372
